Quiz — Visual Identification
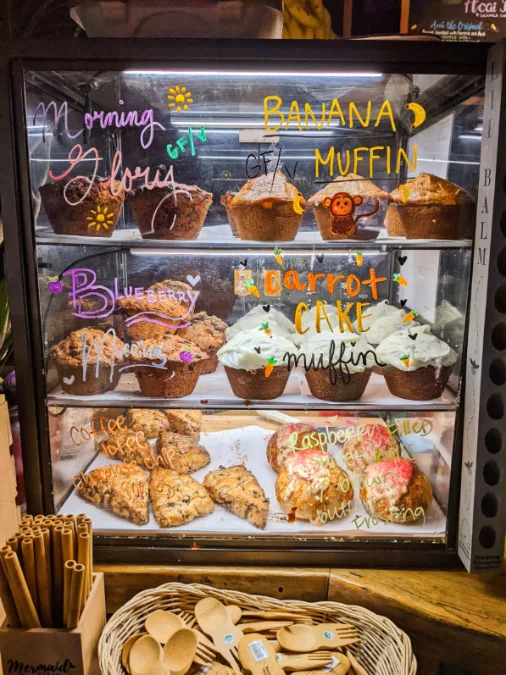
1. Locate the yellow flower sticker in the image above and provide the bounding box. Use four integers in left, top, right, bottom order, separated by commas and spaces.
87, 205, 114, 231
168, 86, 194, 112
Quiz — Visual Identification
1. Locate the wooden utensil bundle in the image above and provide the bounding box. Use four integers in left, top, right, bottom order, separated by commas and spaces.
0, 513, 93, 629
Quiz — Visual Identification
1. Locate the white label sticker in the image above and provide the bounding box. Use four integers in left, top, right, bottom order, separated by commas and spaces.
248, 640, 270, 662
322, 656, 341, 673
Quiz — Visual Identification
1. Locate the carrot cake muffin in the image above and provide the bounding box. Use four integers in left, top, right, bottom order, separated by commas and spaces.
126, 408, 171, 438
388, 173, 475, 240
149, 468, 214, 528
129, 335, 208, 398
156, 431, 210, 473
228, 173, 305, 241
164, 409, 202, 439
128, 183, 212, 240
308, 173, 389, 241
226, 305, 295, 342
116, 294, 188, 342
178, 312, 227, 374
39, 176, 125, 238
50, 327, 124, 396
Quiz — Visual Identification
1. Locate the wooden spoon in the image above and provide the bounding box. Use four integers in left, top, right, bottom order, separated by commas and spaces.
122, 633, 147, 673
163, 628, 198, 675
238, 633, 285, 675
129, 635, 170, 675
277, 624, 359, 653
145, 610, 183, 645
227, 605, 242, 624
346, 650, 369, 675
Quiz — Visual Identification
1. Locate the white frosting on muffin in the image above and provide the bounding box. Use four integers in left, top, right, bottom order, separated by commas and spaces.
376, 325, 457, 372
353, 300, 397, 333
299, 332, 378, 373
226, 306, 294, 341
217, 328, 294, 371
364, 310, 420, 345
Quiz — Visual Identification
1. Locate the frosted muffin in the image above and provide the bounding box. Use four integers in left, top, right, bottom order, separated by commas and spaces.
39, 176, 125, 238
217, 328, 294, 400
308, 173, 389, 241
352, 300, 398, 334
228, 173, 305, 242
388, 173, 475, 240
267, 423, 325, 473
360, 458, 432, 524
276, 449, 354, 526
178, 312, 227, 374
50, 328, 124, 396
343, 423, 399, 474
116, 294, 189, 342
128, 183, 213, 240
129, 335, 208, 398
226, 305, 295, 342
376, 325, 457, 400
363, 309, 420, 346
301, 333, 378, 402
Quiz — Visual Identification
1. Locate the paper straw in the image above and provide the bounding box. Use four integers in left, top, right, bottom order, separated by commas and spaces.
77, 523, 88, 536
20, 538, 39, 614
77, 533, 91, 608
62, 528, 74, 567
41, 528, 53, 603
6, 537, 18, 553
33, 532, 52, 627
52, 525, 64, 626
83, 517, 93, 591
66, 563, 85, 630
63, 560, 76, 628
2, 551, 40, 628
0, 555, 20, 627
76, 514, 87, 525
21, 515, 33, 525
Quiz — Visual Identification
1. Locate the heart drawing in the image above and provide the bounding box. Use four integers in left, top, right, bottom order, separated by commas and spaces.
186, 275, 201, 287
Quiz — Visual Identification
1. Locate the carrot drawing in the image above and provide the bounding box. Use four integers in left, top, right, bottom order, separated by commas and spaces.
393, 273, 408, 286
355, 250, 363, 267
265, 356, 277, 378
245, 279, 260, 297
274, 247, 283, 266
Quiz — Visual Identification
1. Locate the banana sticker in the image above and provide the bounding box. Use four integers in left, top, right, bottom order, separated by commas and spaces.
405, 102, 426, 130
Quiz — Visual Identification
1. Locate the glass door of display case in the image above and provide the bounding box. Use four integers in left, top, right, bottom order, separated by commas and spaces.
0, 39, 503, 569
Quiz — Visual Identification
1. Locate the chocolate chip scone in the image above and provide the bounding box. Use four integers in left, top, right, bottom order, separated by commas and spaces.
164, 409, 202, 439
203, 465, 269, 530
149, 468, 214, 527
156, 431, 210, 473
78, 464, 149, 525
99, 429, 157, 470
126, 408, 170, 438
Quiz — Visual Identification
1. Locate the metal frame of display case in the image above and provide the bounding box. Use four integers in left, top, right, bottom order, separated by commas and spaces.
0, 38, 501, 568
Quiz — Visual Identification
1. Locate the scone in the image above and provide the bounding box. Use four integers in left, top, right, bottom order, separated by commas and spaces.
165, 409, 202, 439
77, 464, 149, 525
203, 465, 269, 529
360, 458, 432, 524
99, 429, 154, 469
267, 423, 326, 473
343, 424, 399, 474
149, 468, 214, 527
126, 408, 170, 438
276, 449, 354, 526
156, 431, 210, 473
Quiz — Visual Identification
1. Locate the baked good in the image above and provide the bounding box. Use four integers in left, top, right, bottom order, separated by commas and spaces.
128, 183, 213, 240
221, 191, 239, 236
301, 334, 377, 402
156, 431, 210, 473
362, 309, 420, 346
126, 408, 171, 438
384, 202, 405, 237
77, 464, 149, 525
116, 294, 188, 342
99, 429, 154, 469
164, 409, 202, 439
376, 325, 457, 400
228, 173, 305, 241
50, 328, 124, 396
178, 312, 227, 374
148, 280, 197, 314
388, 173, 475, 240
39, 176, 125, 238
203, 465, 269, 529
217, 329, 294, 400
360, 458, 432, 523
308, 173, 389, 241
226, 306, 295, 342
342, 424, 399, 474
267, 423, 326, 473
352, 300, 397, 334
275, 449, 354, 526
149, 468, 214, 528
129, 335, 208, 398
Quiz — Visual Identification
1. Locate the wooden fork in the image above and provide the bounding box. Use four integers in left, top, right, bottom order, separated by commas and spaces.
178, 610, 219, 666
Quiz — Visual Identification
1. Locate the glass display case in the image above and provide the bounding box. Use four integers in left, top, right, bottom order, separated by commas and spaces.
1, 39, 504, 569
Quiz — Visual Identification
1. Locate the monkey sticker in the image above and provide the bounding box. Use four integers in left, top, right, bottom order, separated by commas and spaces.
323, 192, 380, 237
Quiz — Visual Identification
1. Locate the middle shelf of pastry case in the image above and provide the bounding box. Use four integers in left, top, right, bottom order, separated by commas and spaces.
47, 369, 458, 411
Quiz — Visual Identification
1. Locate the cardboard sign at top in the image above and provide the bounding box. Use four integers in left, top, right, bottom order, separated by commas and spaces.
408, 0, 506, 41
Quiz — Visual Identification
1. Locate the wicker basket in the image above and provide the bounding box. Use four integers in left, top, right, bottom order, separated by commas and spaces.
99, 582, 416, 675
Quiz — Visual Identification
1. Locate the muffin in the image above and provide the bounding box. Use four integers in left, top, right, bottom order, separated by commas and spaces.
301, 334, 377, 402
343, 424, 399, 474
217, 329, 294, 400
164, 409, 202, 439
228, 173, 305, 241
376, 325, 457, 400
178, 312, 227, 374
50, 327, 124, 396
385, 202, 405, 237
129, 335, 208, 398
39, 176, 125, 238
221, 191, 239, 236
308, 173, 389, 241
156, 431, 210, 473
148, 280, 197, 314
360, 458, 433, 523
267, 423, 325, 473
226, 305, 295, 342
126, 408, 171, 438
389, 174, 475, 240
276, 449, 354, 526
128, 183, 213, 240
362, 309, 420, 346
116, 294, 189, 342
